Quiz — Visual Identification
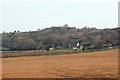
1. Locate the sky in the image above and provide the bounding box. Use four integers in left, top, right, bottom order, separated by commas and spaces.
0, 0, 119, 32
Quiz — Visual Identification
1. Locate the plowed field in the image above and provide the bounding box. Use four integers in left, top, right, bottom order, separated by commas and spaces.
2, 49, 118, 78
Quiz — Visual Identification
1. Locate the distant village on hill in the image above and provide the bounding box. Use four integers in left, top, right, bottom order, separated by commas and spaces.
1, 24, 120, 51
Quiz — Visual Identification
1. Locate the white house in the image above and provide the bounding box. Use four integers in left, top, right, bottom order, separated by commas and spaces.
80, 45, 84, 50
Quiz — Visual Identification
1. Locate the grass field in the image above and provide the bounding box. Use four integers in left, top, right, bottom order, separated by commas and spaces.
2, 47, 118, 58
2, 49, 118, 78
1, 49, 80, 53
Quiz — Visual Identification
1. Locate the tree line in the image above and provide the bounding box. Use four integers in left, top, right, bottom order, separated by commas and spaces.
2, 24, 120, 51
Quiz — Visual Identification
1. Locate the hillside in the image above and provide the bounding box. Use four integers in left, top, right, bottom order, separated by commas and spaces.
2, 24, 120, 50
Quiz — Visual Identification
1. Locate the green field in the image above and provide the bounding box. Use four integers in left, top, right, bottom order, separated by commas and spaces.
1, 46, 119, 58
1, 47, 119, 58
1, 46, 118, 54
1, 49, 82, 54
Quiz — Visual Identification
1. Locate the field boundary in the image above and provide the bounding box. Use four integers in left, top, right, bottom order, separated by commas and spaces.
1, 78, 119, 80
1, 48, 118, 58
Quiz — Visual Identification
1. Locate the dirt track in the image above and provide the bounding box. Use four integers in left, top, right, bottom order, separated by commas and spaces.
2, 49, 118, 78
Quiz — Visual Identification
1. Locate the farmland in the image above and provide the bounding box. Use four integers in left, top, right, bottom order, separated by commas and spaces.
2, 49, 118, 78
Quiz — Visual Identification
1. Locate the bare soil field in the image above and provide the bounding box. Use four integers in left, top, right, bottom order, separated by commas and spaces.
2, 49, 118, 78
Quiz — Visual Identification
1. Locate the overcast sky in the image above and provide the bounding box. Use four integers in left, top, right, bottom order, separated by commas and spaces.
0, 0, 119, 32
